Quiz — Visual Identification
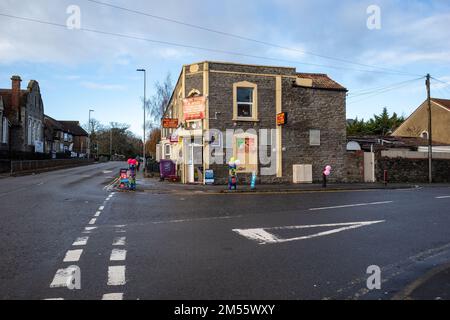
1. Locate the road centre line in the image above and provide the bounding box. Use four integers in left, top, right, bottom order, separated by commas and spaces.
63, 249, 83, 262
113, 237, 126, 246
99, 206, 105, 211
72, 237, 89, 246
309, 201, 393, 211
50, 266, 80, 288
436, 196, 450, 199
102, 293, 123, 300
88, 218, 97, 225
108, 266, 126, 286
152, 215, 243, 224
94, 211, 101, 217
110, 249, 127, 261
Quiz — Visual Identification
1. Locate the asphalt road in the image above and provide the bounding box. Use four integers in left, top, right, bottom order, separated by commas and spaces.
1, 162, 450, 300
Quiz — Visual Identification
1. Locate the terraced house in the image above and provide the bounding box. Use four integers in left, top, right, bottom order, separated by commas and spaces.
159, 61, 347, 185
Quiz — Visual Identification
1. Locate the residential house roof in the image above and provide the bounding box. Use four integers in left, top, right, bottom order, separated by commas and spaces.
59, 121, 88, 136
431, 98, 450, 110
296, 73, 347, 91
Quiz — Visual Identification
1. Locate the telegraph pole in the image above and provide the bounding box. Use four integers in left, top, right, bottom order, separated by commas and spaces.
426, 74, 432, 183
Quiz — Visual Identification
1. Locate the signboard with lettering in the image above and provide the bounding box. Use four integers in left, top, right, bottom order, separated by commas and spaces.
162, 118, 179, 129
34, 141, 44, 153
205, 169, 215, 185
183, 96, 206, 121
277, 112, 287, 126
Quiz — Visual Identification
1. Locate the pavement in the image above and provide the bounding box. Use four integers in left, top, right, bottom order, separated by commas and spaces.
1, 161, 450, 300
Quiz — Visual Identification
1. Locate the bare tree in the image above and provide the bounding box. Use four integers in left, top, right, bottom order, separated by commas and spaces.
146, 73, 174, 130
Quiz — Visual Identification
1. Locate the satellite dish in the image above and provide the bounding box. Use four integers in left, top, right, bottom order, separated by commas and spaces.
347, 141, 361, 151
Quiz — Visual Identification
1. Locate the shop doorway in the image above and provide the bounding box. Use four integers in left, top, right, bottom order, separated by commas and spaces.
186, 142, 203, 184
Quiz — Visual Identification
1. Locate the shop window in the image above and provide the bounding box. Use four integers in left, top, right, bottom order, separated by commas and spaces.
233, 133, 258, 173
309, 129, 321, 146
233, 81, 258, 121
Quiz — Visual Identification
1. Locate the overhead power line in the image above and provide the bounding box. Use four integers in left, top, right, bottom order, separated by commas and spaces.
0, 12, 418, 76
85, 0, 419, 77
347, 77, 424, 105
348, 77, 425, 98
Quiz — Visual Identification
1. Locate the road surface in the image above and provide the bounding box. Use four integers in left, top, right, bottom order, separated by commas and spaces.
1, 162, 450, 300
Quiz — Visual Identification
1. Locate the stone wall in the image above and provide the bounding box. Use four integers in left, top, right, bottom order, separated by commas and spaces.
10, 158, 94, 175
343, 151, 364, 183
376, 156, 450, 183
281, 82, 347, 183
206, 63, 347, 184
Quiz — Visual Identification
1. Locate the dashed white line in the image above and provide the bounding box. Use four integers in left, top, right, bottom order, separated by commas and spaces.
113, 237, 126, 246
436, 196, 450, 199
99, 206, 105, 211
72, 237, 89, 246
107, 266, 126, 286
44, 298, 64, 300
50, 266, 79, 288
94, 211, 101, 217
110, 249, 127, 261
88, 218, 97, 225
102, 293, 123, 300
63, 249, 83, 262
309, 201, 393, 211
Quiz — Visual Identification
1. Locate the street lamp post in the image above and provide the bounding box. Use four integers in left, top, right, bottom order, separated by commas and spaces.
88, 109, 94, 159
137, 69, 147, 173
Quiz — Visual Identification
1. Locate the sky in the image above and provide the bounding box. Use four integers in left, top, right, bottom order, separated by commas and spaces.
1, 0, 450, 137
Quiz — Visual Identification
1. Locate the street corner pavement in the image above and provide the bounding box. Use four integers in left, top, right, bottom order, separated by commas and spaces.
394, 263, 450, 300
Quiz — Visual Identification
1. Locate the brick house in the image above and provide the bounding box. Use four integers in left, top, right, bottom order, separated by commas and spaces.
0, 76, 45, 155
159, 61, 347, 184
59, 121, 89, 157
44, 117, 89, 157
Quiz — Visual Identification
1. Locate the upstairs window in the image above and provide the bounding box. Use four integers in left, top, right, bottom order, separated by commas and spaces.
237, 88, 253, 118
233, 81, 258, 121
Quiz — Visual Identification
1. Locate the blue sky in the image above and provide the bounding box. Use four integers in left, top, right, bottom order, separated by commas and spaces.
1, 0, 450, 137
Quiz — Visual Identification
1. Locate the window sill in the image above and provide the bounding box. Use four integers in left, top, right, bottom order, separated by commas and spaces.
232, 118, 260, 122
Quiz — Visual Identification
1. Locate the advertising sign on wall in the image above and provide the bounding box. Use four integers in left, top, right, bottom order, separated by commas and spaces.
183, 96, 206, 121
162, 118, 179, 129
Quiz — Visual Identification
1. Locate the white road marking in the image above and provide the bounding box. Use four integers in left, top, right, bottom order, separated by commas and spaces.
436, 196, 450, 199
309, 201, 393, 211
99, 206, 105, 211
233, 220, 385, 245
103, 170, 113, 174
72, 237, 89, 246
50, 266, 79, 288
110, 249, 127, 261
83, 226, 97, 234
94, 211, 101, 217
63, 249, 83, 262
88, 218, 97, 225
102, 293, 123, 300
115, 225, 126, 228
113, 237, 126, 246
105, 198, 110, 201
108, 266, 126, 286
44, 298, 64, 300
152, 215, 243, 224
115, 230, 126, 233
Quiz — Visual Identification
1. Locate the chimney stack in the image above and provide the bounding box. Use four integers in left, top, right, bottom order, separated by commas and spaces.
11, 75, 22, 112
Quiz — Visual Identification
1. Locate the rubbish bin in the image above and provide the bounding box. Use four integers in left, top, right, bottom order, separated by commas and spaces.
159, 160, 176, 181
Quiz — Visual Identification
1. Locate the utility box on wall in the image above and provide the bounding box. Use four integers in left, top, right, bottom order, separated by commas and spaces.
293, 164, 313, 183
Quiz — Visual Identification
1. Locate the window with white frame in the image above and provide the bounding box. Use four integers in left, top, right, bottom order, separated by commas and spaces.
2, 117, 8, 144
233, 81, 258, 121
164, 144, 171, 159
309, 129, 321, 146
